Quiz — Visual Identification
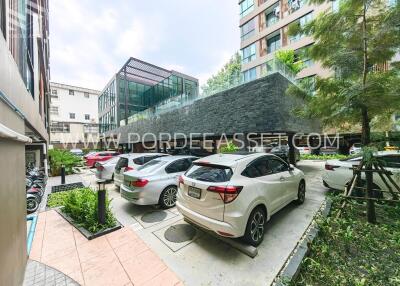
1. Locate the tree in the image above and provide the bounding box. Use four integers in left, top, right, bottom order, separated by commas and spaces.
287, 0, 400, 222
275, 49, 304, 74
201, 53, 242, 96
287, 0, 400, 144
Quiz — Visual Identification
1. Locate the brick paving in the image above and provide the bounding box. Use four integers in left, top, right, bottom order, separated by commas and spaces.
29, 210, 182, 286
23, 259, 79, 286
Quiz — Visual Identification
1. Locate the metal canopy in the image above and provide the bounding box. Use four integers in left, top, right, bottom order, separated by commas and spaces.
118, 57, 173, 86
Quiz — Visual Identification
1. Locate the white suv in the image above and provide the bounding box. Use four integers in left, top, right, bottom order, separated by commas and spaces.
176, 153, 306, 246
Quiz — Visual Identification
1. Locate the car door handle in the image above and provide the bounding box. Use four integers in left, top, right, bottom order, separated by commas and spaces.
280, 176, 285, 181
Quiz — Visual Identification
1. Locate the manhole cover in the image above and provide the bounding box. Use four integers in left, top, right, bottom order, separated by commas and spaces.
141, 211, 168, 223
164, 224, 196, 243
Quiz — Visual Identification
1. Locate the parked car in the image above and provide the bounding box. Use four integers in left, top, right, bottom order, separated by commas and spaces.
121, 156, 198, 208
296, 146, 312, 155
319, 146, 339, 155
70, 148, 84, 156
83, 151, 97, 159
85, 151, 120, 168
114, 153, 169, 188
269, 145, 300, 162
349, 143, 362, 155
95, 156, 121, 181
322, 151, 400, 197
176, 153, 306, 246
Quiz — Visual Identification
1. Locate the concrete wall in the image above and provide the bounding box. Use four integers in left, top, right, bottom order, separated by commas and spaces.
0, 138, 27, 286
104, 73, 321, 144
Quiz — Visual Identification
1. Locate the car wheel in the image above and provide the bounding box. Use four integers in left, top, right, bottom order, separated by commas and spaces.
296, 180, 306, 204
159, 186, 178, 209
243, 206, 266, 247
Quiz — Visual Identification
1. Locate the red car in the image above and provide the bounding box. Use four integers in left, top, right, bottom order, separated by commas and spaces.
86, 151, 119, 168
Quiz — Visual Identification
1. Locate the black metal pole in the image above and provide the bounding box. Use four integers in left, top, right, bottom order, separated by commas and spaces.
61, 165, 65, 185
97, 181, 106, 225
288, 134, 296, 166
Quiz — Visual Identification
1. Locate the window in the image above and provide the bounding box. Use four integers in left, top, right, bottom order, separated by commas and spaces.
50, 122, 70, 133
166, 159, 192, 174
241, 18, 256, 41
242, 43, 256, 63
242, 157, 269, 178
242, 67, 257, 83
84, 92, 89, 98
290, 12, 313, 43
50, 106, 59, 115
69, 113, 75, 119
267, 34, 281, 53
240, 0, 254, 18
288, 0, 304, 13
69, 89, 74, 95
266, 9, 279, 28
380, 155, 400, 169
186, 163, 233, 183
51, 89, 58, 95
267, 159, 288, 173
85, 114, 90, 120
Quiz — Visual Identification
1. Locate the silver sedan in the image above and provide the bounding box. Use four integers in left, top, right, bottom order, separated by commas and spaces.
95, 156, 120, 181
121, 155, 198, 208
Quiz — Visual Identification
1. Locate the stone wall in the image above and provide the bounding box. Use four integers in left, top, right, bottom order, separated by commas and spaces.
104, 73, 321, 144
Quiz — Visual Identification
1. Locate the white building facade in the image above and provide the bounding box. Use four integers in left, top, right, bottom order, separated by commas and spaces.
49, 82, 100, 149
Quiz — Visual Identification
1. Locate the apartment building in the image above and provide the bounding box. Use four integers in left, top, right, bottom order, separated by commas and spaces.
0, 0, 50, 285
239, 0, 333, 82
49, 82, 100, 149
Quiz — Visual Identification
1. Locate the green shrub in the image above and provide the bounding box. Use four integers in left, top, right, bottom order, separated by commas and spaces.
48, 149, 83, 176
49, 188, 116, 233
300, 154, 349, 161
220, 141, 239, 153
47, 192, 70, 208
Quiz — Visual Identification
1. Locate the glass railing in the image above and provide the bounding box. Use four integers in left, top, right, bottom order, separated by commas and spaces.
122, 58, 297, 125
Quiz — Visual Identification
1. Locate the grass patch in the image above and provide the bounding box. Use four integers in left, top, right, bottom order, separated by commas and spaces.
47, 188, 116, 234
300, 154, 349, 161
292, 195, 400, 286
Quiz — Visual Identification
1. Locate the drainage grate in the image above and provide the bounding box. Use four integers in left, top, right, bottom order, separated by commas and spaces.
141, 211, 168, 223
51, 182, 85, 193
164, 224, 196, 243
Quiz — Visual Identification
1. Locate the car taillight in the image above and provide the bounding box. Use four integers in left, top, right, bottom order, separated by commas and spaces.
125, 166, 134, 171
325, 164, 339, 171
207, 186, 243, 203
130, 179, 149, 188
178, 175, 184, 186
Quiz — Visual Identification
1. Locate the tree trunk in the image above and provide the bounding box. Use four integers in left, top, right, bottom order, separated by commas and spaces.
361, 0, 376, 223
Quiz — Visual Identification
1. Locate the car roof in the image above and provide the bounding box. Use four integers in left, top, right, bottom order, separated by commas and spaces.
194, 152, 266, 167
118, 153, 168, 159
155, 155, 198, 162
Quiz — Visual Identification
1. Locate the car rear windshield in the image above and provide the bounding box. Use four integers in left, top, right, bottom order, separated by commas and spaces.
115, 157, 128, 170
185, 163, 233, 183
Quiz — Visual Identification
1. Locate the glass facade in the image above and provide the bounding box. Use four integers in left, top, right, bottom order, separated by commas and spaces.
242, 67, 257, 83
267, 34, 281, 54
241, 18, 255, 41
99, 68, 198, 133
242, 43, 256, 64
240, 0, 254, 18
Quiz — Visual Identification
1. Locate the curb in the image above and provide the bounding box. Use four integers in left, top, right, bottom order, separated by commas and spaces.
272, 198, 332, 286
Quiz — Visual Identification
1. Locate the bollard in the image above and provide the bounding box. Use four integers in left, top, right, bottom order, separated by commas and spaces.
97, 180, 107, 225
61, 165, 66, 185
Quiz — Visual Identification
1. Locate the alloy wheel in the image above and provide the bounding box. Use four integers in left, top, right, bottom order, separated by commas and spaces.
250, 211, 265, 243
163, 187, 177, 207
27, 199, 38, 212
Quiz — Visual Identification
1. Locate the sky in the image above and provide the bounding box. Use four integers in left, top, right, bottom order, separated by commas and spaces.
49, 0, 240, 91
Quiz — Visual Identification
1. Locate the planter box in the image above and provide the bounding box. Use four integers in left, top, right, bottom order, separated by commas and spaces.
55, 208, 122, 240
51, 183, 85, 193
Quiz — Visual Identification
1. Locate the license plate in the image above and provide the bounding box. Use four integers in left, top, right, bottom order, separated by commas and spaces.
188, 186, 201, 199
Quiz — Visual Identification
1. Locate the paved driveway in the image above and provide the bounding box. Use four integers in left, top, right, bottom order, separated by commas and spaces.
76, 160, 327, 286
